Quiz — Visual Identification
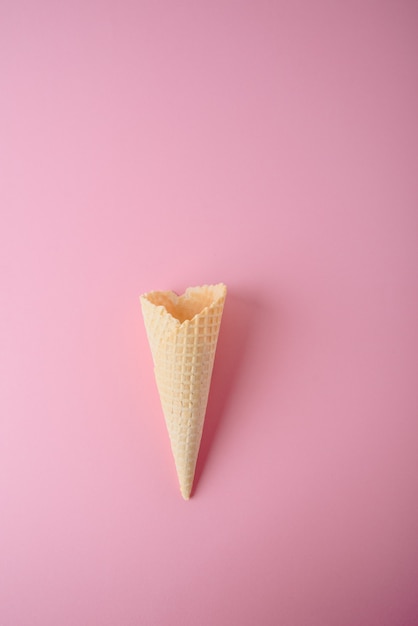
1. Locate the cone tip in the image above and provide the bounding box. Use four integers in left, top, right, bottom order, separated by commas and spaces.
181, 487, 192, 500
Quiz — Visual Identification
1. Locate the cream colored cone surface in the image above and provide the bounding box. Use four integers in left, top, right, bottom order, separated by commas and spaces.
140, 284, 226, 499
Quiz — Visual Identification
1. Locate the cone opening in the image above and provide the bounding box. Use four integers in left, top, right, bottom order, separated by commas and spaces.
142, 284, 226, 324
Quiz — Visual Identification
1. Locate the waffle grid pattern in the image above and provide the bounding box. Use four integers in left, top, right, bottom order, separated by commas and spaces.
141, 285, 226, 499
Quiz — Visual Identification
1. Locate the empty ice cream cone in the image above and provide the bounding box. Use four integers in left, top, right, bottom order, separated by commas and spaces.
140, 284, 227, 499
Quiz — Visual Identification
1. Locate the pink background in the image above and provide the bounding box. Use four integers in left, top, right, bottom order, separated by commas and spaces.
1, 1, 418, 625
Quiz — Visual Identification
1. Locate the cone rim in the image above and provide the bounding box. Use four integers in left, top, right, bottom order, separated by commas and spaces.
140, 283, 227, 328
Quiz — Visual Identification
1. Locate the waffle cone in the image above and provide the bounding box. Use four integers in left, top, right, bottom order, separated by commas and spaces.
140, 284, 227, 499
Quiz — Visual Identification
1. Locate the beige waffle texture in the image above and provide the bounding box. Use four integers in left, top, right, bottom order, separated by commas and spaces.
140, 284, 227, 499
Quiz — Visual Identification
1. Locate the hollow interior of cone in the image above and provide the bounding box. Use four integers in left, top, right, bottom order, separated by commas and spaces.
146, 285, 224, 323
